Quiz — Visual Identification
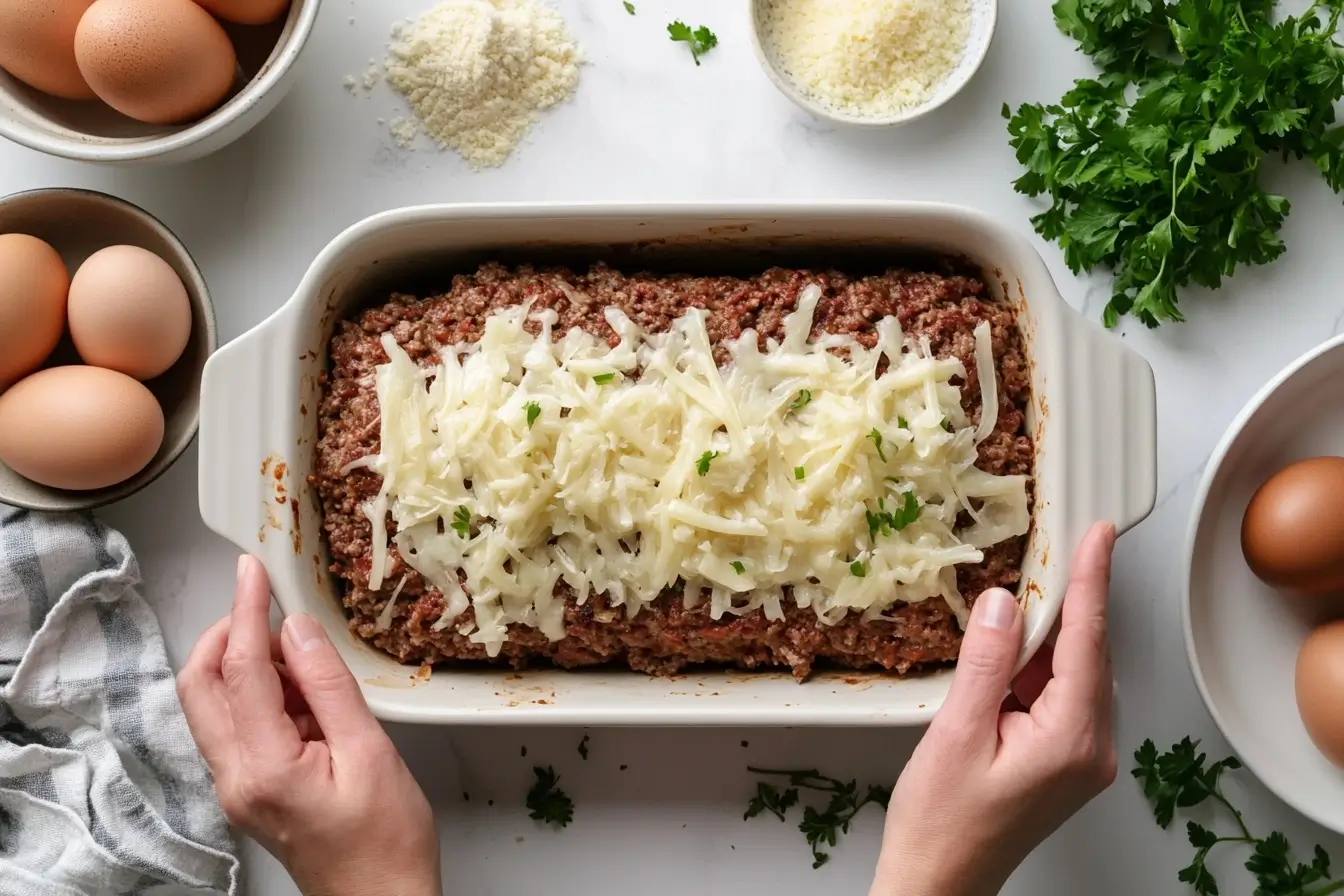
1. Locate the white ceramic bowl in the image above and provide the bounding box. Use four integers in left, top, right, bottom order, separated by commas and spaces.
198, 201, 1156, 726
749, 0, 997, 126
1185, 333, 1344, 834
0, 1, 320, 165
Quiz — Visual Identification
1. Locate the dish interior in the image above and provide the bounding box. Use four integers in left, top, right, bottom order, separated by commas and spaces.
257, 211, 1061, 722
1187, 336, 1344, 833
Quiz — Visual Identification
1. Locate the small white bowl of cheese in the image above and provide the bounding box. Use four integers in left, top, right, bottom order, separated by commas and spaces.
749, 0, 998, 127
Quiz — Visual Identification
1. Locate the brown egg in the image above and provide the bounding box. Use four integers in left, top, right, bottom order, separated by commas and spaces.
194, 0, 290, 26
0, 366, 164, 491
0, 0, 97, 99
1241, 457, 1344, 595
0, 234, 70, 392
1297, 621, 1344, 767
74, 0, 237, 125
68, 246, 192, 381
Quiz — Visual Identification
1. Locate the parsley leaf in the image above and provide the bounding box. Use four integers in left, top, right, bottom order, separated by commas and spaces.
865, 491, 922, 541
1006, 0, 1344, 328
451, 506, 471, 539
526, 766, 574, 827
794, 466, 805, 481
593, 372, 617, 385
1135, 737, 1341, 895
696, 450, 720, 476
745, 769, 891, 869
524, 401, 541, 429
668, 20, 718, 65
849, 560, 866, 577
897, 416, 909, 429
730, 560, 746, 575
867, 429, 887, 462
790, 390, 812, 412
623, 0, 635, 13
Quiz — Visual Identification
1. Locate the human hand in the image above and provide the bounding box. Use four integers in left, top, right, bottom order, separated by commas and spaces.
871, 522, 1119, 896
177, 556, 441, 896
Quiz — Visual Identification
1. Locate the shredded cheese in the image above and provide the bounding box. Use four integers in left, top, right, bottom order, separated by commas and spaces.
760, 0, 972, 118
359, 284, 1030, 656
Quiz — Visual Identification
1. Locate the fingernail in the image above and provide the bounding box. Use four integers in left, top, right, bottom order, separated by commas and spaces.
975, 588, 1018, 630
284, 614, 327, 652
236, 555, 252, 584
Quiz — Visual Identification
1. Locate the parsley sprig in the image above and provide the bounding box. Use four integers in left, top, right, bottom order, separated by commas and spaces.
451, 506, 471, 539
1005, 0, 1344, 328
865, 491, 921, 540
745, 768, 891, 868
668, 20, 718, 65
1135, 738, 1343, 894
696, 450, 720, 476
526, 766, 574, 828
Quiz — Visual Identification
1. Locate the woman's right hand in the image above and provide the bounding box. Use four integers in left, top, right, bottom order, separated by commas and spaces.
177, 555, 442, 896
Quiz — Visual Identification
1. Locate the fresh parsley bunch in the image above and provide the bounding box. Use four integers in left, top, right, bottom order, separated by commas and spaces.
1005, 0, 1344, 327
1135, 738, 1344, 895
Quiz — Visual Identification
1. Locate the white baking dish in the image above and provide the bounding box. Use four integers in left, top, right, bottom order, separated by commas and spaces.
198, 202, 1157, 726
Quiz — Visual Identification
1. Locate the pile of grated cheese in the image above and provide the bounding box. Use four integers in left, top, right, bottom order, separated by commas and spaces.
381, 0, 583, 167
352, 285, 1029, 657
760, 0, 972, 118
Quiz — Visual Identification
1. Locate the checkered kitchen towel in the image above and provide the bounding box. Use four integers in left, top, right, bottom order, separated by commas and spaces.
0, 507, 240, 895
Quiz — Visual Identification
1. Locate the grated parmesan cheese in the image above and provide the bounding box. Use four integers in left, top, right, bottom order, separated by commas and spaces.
760, 0, 971, 118
357, 285, 1029, 657
381, 0, 583, 168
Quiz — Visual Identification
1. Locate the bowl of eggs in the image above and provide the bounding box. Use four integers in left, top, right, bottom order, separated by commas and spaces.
1185, 332, 1344, 833
0, 0, 320, 165
0, 188, 215, 511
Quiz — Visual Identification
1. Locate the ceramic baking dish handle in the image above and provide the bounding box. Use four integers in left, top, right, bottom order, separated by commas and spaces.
198, 309, 296, 556
1061, 316, 1159, 535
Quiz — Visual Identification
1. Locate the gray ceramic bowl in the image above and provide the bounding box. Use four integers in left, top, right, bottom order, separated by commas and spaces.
0, 188, 216, 511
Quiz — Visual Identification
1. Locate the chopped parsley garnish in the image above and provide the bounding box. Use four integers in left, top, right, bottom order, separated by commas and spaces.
865, 491, 922, 540
849, 560, 866, 578
623, 0, 634, 13
577, 735, 590, 760
526, 766, 574, 828
696, 450, 720, 476
794, 466, 805, 481
867, 429, 887, 462
789, 390, 812, 412
524, 401, 541, 429
1135, 737, 1343, 895
451, 506, 471, 538
941, 415, 952, 432
744, 768, 891, 869
897, 416, 909, 429
593, 373, 617, 385
668, 20, 717, 65
730, 560, 746, 575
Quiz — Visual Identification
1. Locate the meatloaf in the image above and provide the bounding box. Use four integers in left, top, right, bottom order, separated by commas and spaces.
312, 261, 1034, 679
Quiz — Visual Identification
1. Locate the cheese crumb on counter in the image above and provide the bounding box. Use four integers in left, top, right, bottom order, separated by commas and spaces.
382, 0, 583, 167
760, 0, 971, 118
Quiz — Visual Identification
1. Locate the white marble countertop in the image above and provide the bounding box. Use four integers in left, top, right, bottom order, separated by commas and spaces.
5, 1, 1344, 893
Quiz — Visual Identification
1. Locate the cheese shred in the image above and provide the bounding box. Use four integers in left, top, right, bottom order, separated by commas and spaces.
359, 285, 1029, 656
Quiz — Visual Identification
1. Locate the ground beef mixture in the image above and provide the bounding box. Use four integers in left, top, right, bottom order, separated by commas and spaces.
312, 262, 1034, 680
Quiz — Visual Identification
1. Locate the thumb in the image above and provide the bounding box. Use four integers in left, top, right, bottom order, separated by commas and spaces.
933, 588, 1024, 749
280, 613, 382, 749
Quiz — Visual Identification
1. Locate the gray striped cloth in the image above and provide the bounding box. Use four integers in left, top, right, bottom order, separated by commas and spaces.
0, 507, 239, 895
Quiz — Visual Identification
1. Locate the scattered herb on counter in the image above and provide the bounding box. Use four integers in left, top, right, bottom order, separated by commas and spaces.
1004, 0, 1344, 328
867, 429, 887, 462
696, 450, 721, 476
849, 560, 867, 578
731, 560, 746, 575
577, 735, 590, 760
451, 506, 472, 538
1135, 738, 1342, 895
790, 389, 813, 412
668, 20, 718, 65
524, 400, 541, 429
795, 466, 806, 481
526, 766, 574, 828
593, 372, 617, 385
624, 0, 635, 13
745, 768, 892, 869
866, 491, 921, 541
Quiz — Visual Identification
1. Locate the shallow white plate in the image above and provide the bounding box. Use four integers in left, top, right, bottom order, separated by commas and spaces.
1185, 333, 1344, 833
